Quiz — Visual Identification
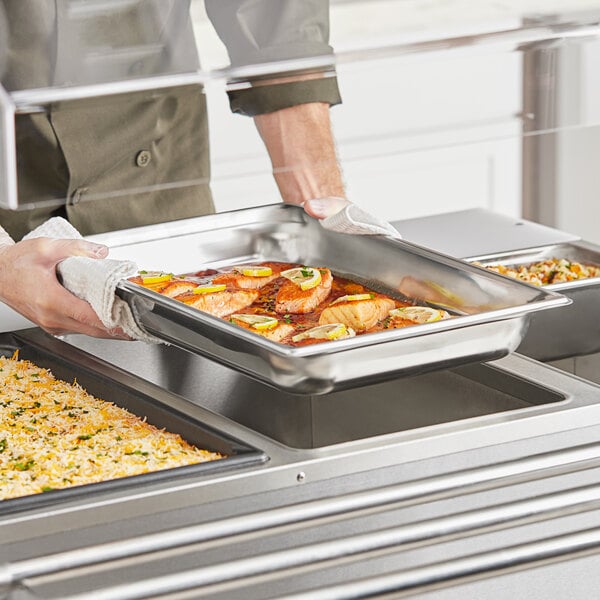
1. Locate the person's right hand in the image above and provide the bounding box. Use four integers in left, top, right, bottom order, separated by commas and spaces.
0, 238, 129, 338
302, 196, 351, 220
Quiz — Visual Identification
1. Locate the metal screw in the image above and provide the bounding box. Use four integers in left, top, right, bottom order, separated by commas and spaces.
297, 471, 306, 483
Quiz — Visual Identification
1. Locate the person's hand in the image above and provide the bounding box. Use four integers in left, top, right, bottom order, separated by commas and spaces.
0, 238, 129, 338
302, 196, 350, 219
303, 198, 401, 237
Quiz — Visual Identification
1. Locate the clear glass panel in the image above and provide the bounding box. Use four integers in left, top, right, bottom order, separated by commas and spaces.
1, 0, 600, 239
2, 0, 201, 92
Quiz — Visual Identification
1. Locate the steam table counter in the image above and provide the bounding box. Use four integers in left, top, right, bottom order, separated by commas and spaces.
3, 209, 600, 599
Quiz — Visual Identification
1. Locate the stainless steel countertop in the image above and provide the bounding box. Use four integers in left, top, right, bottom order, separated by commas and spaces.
3, 209, 600, 599
2, 325, 600, 598
391, 208, 579, 258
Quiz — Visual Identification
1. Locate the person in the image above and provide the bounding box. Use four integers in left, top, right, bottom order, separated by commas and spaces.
0, 0, 350, 338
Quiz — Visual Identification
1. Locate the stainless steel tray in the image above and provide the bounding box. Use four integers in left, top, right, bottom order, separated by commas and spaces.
115, 204, 569, 394
0, 332, 267, 515
467, 240, 600, 361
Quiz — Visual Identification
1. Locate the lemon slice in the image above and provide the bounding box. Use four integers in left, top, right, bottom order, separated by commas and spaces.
140, 272, 173, 285
425, 281, 464, 307
237, 266, 273, 277
292, 323, 355, 342
231, 314, 279, 330
389, 306, 450, 324
330, 293, 374, 305
281, 267, 322, 291
193, 283, 227, 294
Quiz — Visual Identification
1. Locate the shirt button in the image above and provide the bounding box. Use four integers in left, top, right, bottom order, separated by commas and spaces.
136, 150, 152, 168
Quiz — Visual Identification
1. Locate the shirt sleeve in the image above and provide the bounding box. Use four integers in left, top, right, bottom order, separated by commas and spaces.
205, 0, 341, 115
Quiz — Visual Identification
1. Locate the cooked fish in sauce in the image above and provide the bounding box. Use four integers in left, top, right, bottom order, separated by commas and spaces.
319, 296, 395, 332
276, 268, 333, 314
213, 263, 281, 290
130, 262, 453, 346
177, 289, 259, 318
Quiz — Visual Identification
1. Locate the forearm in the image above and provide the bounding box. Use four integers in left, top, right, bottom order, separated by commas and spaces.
254, 102, 345, 206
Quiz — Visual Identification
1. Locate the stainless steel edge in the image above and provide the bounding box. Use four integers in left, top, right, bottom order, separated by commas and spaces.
113, 204, 570, 393
390, 209, 581, 258
279, 528, 600, 600
87, 203, 305, 250
10, 483, 600, 599
120, 286, 531, 393
5, 474, 600, 587
467, 240, 600, 282
466, 241, 600, 360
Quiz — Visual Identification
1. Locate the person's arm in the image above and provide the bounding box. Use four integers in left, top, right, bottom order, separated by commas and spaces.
0, 229, 126, 338
205, 0, 349, 218
253, 100, 348, 218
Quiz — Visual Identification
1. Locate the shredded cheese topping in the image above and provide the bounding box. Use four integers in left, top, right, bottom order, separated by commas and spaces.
0, 353, 224, 500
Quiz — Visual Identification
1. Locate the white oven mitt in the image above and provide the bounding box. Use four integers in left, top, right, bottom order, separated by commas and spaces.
309, 198, 401, 238
23, 218, 162, 344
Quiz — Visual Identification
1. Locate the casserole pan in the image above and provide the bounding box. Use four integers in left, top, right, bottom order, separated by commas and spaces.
0, 332, 266, 515
467, 240, 600, 360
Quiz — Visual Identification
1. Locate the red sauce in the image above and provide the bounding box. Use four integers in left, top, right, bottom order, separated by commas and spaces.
131, 261, 423, 346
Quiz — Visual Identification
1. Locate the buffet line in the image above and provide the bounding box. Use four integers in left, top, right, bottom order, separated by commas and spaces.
3, 206, 600, 599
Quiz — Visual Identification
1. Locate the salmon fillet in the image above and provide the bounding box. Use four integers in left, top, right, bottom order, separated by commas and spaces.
159, 280, 198, 298
319, 297, 395, 332
231, 320, 295, 343
129, 275, 173, 293
212, 266, 280, 290
259, 323, 296, 342
275, 268, 333, 314
176, 290, 259, 318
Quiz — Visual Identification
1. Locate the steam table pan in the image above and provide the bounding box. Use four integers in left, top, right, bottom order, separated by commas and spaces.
0, 331, 266, 516
115, 204, 569, 394
467, 240, 600, 361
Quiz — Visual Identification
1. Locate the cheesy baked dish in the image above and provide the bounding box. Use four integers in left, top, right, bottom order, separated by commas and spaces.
0, 354, 223, 500
129, 262, 452, 346
478, 258, 600, 286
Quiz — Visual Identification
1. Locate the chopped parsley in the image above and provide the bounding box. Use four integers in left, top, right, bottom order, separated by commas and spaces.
14, 459, 35, 471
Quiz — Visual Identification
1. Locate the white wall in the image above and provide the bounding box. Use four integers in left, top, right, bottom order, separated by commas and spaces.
554, 38, 600, 244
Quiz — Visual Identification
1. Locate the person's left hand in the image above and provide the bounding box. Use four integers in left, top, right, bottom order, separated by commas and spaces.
0, 237, 130, 339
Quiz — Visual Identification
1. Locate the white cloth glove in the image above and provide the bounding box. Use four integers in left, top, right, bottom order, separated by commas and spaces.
303, 197, 401, 238
23, 218, 162, 343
